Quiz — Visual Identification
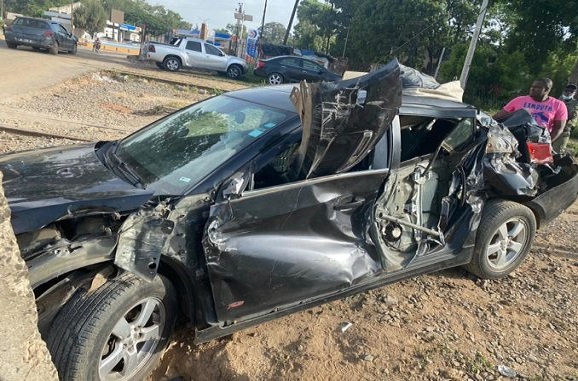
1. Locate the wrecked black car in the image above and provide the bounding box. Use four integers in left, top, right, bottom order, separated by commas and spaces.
1, 60, 577, 381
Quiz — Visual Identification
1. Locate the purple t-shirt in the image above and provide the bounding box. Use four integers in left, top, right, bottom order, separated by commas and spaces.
503, 96, 568, 133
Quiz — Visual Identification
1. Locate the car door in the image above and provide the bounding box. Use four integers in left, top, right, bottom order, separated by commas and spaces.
203, 159, 390, 321
202, 60, 403, 322
54, 24, 72, 50
300, 59, 327, 82
372, 115, 480, 272
203, 43, 227, 71
184, 40, 203, 68
275, 57, 303, 82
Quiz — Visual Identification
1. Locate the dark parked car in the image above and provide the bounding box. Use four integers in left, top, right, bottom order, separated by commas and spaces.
1, 60, 577, 380
253, 55, 341, 85
4, 16, 77, 54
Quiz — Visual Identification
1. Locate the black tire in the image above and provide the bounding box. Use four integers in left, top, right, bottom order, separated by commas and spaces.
50, 41, 59, 55
163, 56, 181, 72
155, 62, 165, 70
226, 64, 243, 79
6, 42, 17, 49
47, 273, 178, 381
268, 72, 284, 85
70, 43, 77, 54
464, 200, 536, 279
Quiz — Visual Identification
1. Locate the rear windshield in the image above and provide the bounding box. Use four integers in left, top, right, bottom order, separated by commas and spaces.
14, 18, 49, 29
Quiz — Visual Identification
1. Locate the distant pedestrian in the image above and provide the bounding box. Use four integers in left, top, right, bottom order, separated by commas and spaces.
555, 84, 578, 153
493, 78, 568, 149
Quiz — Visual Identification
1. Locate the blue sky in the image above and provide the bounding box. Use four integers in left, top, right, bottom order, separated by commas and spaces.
150, 0, 298, 32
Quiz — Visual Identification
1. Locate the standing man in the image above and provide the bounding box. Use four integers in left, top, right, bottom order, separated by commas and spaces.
555, 84, 578, 153
493, 78, 568, 149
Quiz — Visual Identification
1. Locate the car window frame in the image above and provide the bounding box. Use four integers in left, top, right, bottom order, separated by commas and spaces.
204, 43, 223, 56
185, 40, 202, 52
302, 59, 323, 72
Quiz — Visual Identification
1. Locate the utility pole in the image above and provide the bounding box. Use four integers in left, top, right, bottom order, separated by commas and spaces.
459, 0, 489, 90
258, 0, 267, 58
283, 0, 299, 45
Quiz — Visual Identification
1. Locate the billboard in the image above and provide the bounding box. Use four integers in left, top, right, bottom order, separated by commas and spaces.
246, 29, 259, 58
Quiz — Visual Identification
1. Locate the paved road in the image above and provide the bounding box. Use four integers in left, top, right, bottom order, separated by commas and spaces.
0, 41, 139, 97
0, 38, 248, 98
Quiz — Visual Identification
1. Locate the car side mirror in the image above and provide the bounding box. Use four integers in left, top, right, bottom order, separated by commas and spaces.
222, 177, 245, 200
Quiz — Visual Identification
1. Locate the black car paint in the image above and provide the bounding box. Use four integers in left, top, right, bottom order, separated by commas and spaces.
5, 16, 77, 52
253, 55, 342, 84
1, 61, 578, 347
2, 144, 153, 235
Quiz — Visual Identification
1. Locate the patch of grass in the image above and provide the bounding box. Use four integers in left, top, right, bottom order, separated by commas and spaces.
466, 351, 493, 375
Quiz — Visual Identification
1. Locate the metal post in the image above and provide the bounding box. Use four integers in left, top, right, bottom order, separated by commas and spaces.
434, 47, 446, 79
459, 0, 489, 90
283, 0, 299, 45
342, 26, 350, 58
260, 0, 267, 41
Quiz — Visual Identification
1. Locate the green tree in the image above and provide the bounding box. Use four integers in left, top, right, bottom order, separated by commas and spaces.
4, 0, 69, 17
293, 0, 336, 53
73, 0, 107, 35
260, 22, 286, 44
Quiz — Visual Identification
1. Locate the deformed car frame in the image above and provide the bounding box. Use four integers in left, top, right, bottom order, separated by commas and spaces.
1, 59, 577, 381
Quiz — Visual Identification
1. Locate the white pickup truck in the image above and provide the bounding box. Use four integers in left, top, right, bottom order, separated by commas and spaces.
145, 37, 248, 79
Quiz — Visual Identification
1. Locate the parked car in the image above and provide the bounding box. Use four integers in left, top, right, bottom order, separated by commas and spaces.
253, 55, 342, 84
145, 37, 248, 79
4, 16, 77, 54
1, 60, 577, 380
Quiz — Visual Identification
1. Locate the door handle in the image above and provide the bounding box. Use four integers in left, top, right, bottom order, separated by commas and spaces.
333, 197, 365, 210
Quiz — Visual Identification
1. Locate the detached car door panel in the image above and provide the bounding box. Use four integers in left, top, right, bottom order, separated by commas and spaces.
203, 170, 389, 322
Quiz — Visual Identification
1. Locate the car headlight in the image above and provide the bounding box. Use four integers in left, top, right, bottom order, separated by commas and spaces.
486, 126, 517, 154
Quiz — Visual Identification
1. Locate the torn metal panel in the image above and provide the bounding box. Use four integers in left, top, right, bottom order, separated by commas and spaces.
290, 59, 402, 179
203, 171, 388, 322
115, 201, 175, 281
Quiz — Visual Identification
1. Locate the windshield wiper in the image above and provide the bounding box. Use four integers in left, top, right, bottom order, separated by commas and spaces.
107, 148, 145, 188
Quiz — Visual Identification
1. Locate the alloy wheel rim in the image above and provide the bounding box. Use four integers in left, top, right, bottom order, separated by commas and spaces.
269, 74, 281, 85
98, 297, 166, 380
485, 217, 528, 270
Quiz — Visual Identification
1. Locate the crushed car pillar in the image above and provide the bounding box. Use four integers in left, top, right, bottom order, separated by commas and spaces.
0, 172, 58, 381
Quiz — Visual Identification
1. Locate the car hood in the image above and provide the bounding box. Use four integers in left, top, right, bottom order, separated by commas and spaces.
290, 58, 402, 178
0, 144, 153, 234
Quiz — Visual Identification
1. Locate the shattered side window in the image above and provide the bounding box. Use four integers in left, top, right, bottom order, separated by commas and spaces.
400, 117, 462, 162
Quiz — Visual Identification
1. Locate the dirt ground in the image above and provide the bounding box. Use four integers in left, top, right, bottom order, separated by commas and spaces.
1, 67, 577, 381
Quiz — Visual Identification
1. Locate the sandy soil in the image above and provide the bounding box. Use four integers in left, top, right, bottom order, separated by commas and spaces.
1, 70, 576, 381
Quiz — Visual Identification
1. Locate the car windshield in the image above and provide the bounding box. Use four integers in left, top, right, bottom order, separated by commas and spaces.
114, 94, 293, 194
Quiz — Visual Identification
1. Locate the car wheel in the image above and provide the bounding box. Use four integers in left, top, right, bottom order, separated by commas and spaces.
50, 41, 59, 55
70, 43, 77, 54
47, 273, 178, 381
464, 200, 536, 279
6, 42, 17, 49
268, 72, 284, 85
155, 62, 165, 70
163, 56, 181, 72
226, 64, 242, 79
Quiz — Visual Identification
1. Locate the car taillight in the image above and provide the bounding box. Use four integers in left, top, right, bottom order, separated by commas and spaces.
255, 60, 265, 70
43, 30, 54, 38
148, 44, 155, 53
526, 142, 553, 164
